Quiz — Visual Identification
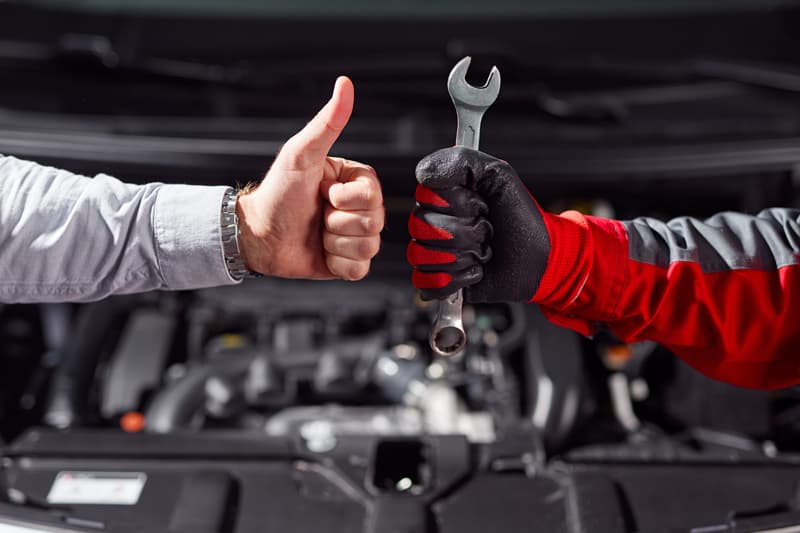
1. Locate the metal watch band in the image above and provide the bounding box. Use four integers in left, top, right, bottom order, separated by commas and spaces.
220, 187, 251, 281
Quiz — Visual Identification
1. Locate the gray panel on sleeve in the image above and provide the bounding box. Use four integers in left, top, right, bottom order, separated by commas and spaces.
624, 208, 800, 272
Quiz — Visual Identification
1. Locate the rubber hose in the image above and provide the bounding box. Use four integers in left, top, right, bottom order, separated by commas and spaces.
144, 353, 256, 434
43, 298, 125, 429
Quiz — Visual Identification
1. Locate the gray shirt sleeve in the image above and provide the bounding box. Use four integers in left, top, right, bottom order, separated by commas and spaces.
0, 155, 239, 303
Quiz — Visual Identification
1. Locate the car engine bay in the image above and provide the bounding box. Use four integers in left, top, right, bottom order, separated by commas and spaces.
1, 278, 800, 532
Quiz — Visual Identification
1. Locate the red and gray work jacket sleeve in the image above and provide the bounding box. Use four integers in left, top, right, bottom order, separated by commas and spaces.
533, 208, 800, 390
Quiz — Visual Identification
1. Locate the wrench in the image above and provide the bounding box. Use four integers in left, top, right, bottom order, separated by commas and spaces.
430, 56, 501, 358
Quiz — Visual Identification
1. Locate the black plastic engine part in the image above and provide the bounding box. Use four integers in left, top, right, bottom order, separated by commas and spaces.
523, 305, 587, 452
5, 429, 800, 533
100, 308, 176, 418
43, 298, 127, 429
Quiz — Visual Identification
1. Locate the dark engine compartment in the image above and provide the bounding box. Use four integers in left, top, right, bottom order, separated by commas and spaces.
2, 280, 800, 533
3, 2, 800, 532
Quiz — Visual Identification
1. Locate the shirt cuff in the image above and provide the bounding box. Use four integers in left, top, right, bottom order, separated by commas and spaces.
153, 184, 240, 290
532, 211, 628, 336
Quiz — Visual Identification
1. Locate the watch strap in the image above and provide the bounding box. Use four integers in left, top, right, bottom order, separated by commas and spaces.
220, 187, 252, 281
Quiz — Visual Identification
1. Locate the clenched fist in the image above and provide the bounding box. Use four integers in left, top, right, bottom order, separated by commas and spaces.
236, 77, 384, 280
408, 147, 551, 302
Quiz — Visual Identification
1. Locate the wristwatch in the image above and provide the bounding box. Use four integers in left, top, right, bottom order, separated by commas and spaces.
220, 187, 255, 281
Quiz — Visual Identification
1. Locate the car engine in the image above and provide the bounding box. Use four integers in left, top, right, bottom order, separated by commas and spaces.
2, 277, 800, 532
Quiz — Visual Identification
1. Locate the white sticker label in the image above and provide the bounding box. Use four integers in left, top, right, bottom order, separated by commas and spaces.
46, 472, 146, 506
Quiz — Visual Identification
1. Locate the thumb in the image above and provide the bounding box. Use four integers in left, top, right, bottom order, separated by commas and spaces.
278, 76, 354, 168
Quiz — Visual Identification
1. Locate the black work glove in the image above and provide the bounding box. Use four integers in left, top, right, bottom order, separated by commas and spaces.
408, 147, 551, 302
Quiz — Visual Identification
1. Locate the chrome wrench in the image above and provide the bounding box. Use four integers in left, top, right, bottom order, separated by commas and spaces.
430, 56, 501, 358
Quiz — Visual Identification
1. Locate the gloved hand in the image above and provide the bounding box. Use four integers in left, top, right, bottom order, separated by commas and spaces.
408, 147, 551, 302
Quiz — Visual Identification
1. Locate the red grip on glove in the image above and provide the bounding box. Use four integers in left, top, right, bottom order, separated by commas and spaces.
406, 241, 456, 265
415, 184, 450, 208
412, 270, 453, 289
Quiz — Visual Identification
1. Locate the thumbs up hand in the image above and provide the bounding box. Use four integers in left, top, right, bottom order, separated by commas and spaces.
236, 77, 384, 280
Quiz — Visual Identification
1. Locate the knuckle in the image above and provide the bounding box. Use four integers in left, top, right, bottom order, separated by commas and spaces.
362, 213, 381, 234
360, 237, 380, 258
362, 164, 378, 177
355, 239, 370, 258
360, 186, 375, 207
348, 261, 369, 280
362, 181, 383, 207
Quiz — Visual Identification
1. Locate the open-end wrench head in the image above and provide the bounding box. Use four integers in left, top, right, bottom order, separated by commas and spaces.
447, 56, 501, 108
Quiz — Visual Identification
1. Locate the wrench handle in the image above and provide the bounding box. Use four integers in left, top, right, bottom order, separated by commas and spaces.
454, 105, 484, 149
429, 110, 487, 358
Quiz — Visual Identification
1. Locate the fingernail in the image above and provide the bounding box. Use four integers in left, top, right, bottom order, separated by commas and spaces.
333, 76, 345, 96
